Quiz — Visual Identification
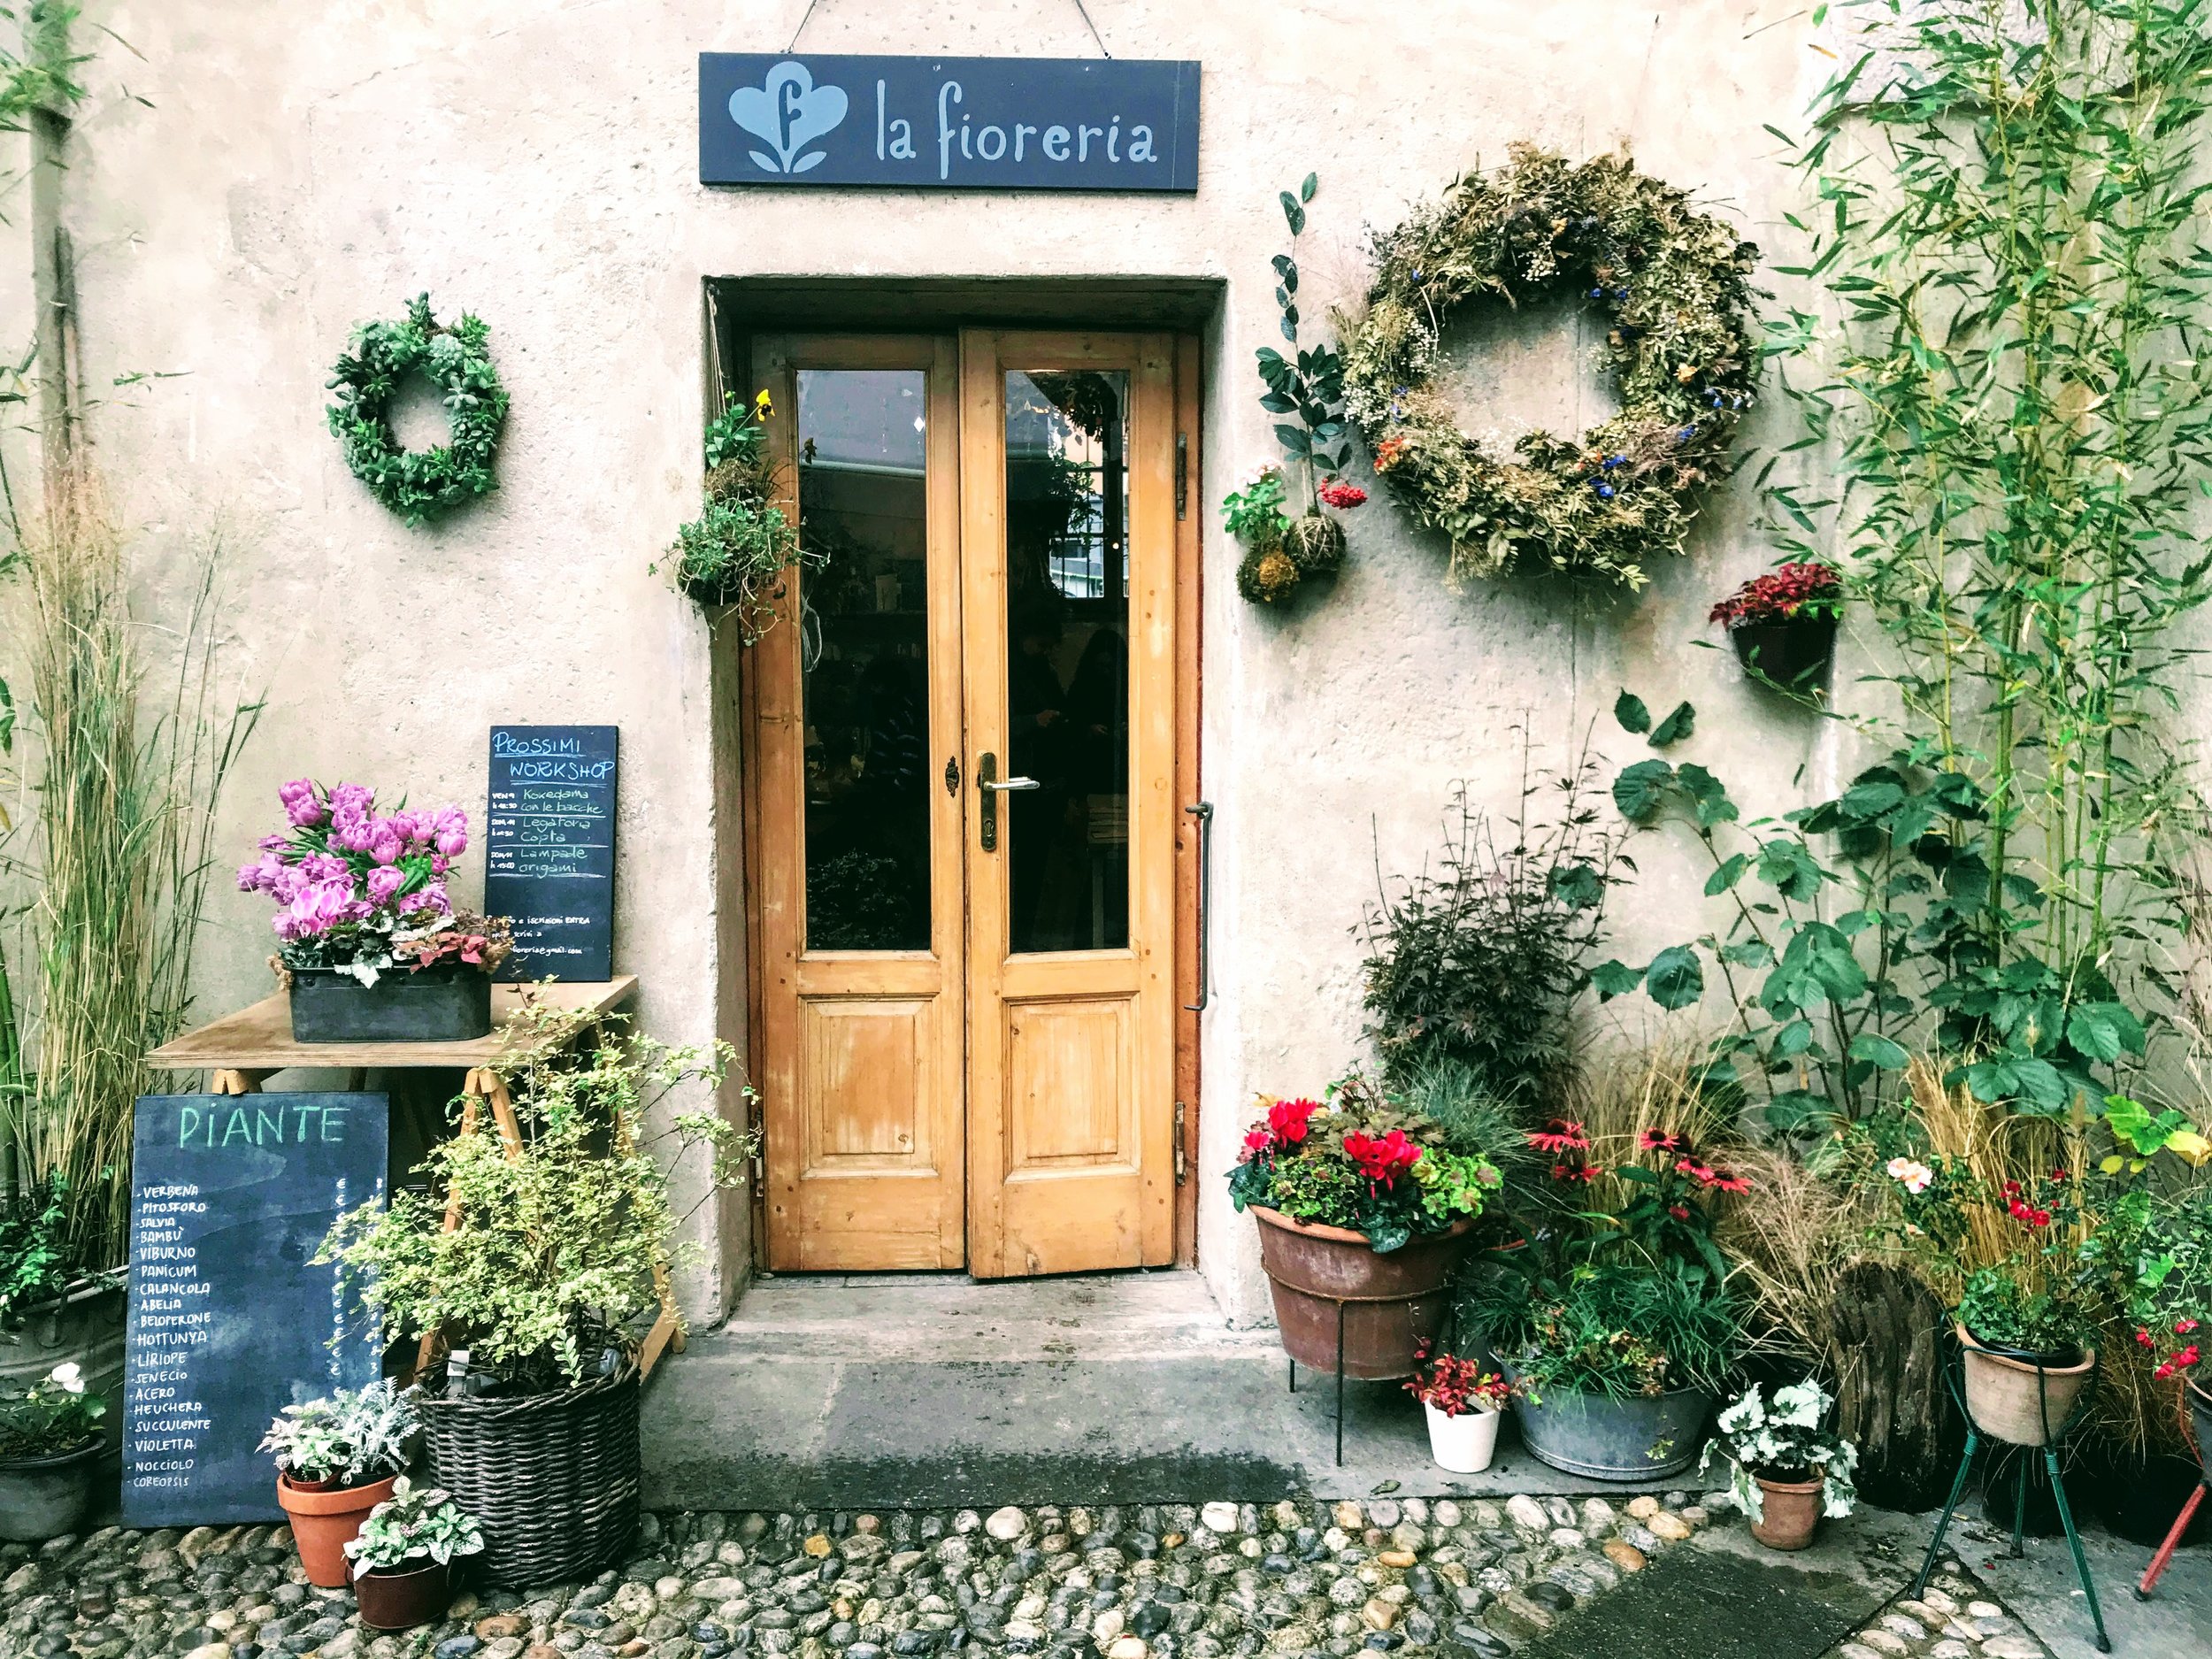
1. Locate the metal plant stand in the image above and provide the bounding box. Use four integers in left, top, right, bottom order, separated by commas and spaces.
1286, 1296, 1353, 1467
1909, 1343, 2109, 1654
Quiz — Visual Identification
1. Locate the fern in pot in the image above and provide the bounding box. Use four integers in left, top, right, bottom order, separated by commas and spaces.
261, 1379, 419, 1586
319, 1000, 747, 1584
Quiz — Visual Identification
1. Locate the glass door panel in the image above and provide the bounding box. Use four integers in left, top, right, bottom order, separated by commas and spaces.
797, 368, 932, 950
1002, 369, 1131, 955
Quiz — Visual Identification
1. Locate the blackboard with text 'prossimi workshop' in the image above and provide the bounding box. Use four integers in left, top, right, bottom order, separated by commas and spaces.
485, 725, 618, 981
124, 1093, 388, 1527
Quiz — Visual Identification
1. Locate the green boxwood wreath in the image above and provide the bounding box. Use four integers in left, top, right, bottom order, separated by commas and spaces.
326, 294, 510, 526
1342, 146, 1761, 591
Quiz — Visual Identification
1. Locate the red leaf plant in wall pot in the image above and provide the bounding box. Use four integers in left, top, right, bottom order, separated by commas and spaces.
1226, 1083, 1501, 1380
1405, 1346, 1511, 1473
1710, 562, 1840, 690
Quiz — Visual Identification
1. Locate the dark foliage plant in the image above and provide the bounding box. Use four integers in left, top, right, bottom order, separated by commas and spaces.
1360, 733, 1619, 1106
0, 1172, 83, 1328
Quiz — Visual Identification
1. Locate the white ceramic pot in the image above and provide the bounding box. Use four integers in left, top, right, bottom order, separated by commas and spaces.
1424, 1402, 1502, 1474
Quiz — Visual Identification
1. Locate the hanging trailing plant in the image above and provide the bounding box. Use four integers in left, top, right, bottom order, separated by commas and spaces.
1342, 145, 1761, 591
654, 388, 817, 644
326, 295, 509, 526
1228, 173, 1365, 606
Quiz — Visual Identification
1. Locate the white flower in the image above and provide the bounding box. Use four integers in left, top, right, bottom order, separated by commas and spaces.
1886, 1156, 1935, 1194
47, 1363, 85, 1394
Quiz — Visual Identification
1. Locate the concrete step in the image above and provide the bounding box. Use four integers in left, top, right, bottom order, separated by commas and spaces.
640, 1269, 1688, 1509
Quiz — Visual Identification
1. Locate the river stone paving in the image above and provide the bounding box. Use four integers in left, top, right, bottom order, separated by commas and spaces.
0, 1497, 2054, 1659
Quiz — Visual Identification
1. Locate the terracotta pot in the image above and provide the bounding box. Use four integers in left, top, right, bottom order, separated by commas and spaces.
1749, 1473, 1824, 1551
354, 1557, 452, 1630
1957, 1325, 2095, 1447
1248, 1206, 1475, 1380
278, 1470, 398, 1588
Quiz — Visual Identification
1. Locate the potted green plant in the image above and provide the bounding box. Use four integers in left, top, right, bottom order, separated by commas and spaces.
1459, 1117, 1747, 1479
1701, 1379, 1859, 1550
1227, 1079, 1501, 1380
319, 1001, 746, 1585
240, 779, 512, 1041
343, 1476, 484, 1629
0, 1174, 127, 1426
1709, 562, 1840, 688
1404, 1344, 1511, 1474
654, 388, 820, 642
262, 1379, 419, 1586
0, 1361, 107, 1540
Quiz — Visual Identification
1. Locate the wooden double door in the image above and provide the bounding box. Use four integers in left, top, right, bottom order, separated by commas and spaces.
749, 331, 1183, 1276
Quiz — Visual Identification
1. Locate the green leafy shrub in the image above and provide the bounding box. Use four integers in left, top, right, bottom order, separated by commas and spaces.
657, 389, 818, 642
320, 1002, 750, 1390
1361, 735, 1618, 1104
259, 1379, 417, 1486
343, 1477, 484, 1578
0, 1362, 104, 1459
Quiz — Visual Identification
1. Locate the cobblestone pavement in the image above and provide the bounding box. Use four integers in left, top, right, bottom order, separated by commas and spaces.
0, 1496, 2062, 1659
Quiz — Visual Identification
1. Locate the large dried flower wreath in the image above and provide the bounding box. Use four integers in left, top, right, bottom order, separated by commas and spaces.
1342, 146, 1761, 591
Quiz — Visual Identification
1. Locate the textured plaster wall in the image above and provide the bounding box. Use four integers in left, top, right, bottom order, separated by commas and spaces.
18, 0, 1856, 1330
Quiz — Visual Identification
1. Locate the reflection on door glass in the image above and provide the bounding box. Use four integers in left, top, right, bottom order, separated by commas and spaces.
1004, 370, 1130, 955
799, 369, 931, 951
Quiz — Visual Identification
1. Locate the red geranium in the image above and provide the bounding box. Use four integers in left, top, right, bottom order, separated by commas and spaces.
1709, 561, 1841, 628
1317, 480, 1368, 509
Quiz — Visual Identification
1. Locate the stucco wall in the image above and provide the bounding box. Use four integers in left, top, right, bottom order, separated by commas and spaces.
12, 0, 1856, 1329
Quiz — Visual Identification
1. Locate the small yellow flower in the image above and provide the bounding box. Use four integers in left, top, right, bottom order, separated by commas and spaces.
755, 389, 774, 411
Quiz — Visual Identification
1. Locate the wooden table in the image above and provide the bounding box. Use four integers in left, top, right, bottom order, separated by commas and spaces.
144, 977, 680, 1373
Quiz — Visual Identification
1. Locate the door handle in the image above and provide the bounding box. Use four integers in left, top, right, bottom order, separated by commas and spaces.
1185, 802, 1213, 1011
976, 752, 1037, 851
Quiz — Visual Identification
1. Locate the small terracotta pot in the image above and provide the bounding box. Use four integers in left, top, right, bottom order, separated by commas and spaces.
1248, 1206, 1476, 1380
1749, 1474, 1824, 1551
1957, 1325, 2095, 1447
278, 1470, 398, 1588
354, 1557, 451, 1630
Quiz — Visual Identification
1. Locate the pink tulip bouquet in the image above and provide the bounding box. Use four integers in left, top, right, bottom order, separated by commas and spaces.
240, 779, 511, 984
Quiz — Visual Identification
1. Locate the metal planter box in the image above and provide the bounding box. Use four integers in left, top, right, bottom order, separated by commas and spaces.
288, 966, 493, 1043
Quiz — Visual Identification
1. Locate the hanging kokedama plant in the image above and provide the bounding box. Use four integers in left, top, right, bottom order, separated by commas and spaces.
1226, 173, 1367, 607
1343, 145, 1761, 591
326, 295, 510, 526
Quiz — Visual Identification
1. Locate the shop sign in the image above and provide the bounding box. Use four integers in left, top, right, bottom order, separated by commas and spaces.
484, 725, 618, 982
699, 53, 1200, 192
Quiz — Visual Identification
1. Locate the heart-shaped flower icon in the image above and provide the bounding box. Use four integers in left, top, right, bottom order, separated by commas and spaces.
729, 60, 849, 175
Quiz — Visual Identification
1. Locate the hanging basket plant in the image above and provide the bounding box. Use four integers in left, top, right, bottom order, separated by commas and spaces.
1710, 562, 1840, 689
326, 295, 510, 526
1225, 173, 1368, 607
1342, 145, 1762, 592
654, 389, 820, 644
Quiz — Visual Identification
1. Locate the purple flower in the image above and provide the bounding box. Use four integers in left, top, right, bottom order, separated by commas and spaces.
237, 859, 273, 894
274, 879, 358, 941
432, 806, 468, 859
365, 819, 405, 866
403, 879, 451, 918
365, 865, 407, 907
257, 833, 289, 853
300, 854, 349, 885
278, 779, 327, 829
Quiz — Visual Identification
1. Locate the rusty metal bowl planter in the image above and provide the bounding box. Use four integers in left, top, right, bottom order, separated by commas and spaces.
1248, 1205, 1477, 1379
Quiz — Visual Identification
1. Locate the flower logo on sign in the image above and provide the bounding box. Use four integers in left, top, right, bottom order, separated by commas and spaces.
729, 60, 849, 174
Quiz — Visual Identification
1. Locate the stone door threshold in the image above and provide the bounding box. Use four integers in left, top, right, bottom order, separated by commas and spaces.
641, 1269, 1686, 1510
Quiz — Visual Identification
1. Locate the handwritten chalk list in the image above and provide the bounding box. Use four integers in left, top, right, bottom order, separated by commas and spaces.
485, 726, 618, 981
124, 1093, 388, 1526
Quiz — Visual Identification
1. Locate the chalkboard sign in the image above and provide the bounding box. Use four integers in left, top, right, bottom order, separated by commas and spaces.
484, 725, 618, 981
124, 1093, 388, 1526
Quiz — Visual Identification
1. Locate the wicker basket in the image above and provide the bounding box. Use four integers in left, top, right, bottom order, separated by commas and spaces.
420, 1364, 640, 1586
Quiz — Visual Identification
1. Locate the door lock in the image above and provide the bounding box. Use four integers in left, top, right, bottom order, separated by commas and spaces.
976, 752, 1039, 850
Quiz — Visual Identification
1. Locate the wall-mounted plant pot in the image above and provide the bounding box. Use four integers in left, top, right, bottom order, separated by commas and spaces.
1247, 1206, 1474, 1380
288, 964, 491, 1044
354, 1557, 452, 1630
278, 1469, 399, 1587
1507, 1377, 1712, 1480
1748, 1474, 1824, 1551
0, 1436, 104, 1542
1957, 1325, 2095, 1446
1727, 612, 1837, 689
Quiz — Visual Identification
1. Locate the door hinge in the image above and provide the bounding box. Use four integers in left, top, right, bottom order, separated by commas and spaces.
1175, 431, 1188, 520
1173, 1100, 1187, 1185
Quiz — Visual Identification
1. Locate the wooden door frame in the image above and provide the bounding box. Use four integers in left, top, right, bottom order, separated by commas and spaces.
733, 326, 1204, 1272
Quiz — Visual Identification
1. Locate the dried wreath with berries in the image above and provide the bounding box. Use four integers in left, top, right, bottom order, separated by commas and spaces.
1342, 145, 1761, 592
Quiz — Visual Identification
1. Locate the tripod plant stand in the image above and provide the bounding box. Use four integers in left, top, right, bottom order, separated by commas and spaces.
2133, 1379, 2211, 1601
1910, 1335, 2110, 1654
